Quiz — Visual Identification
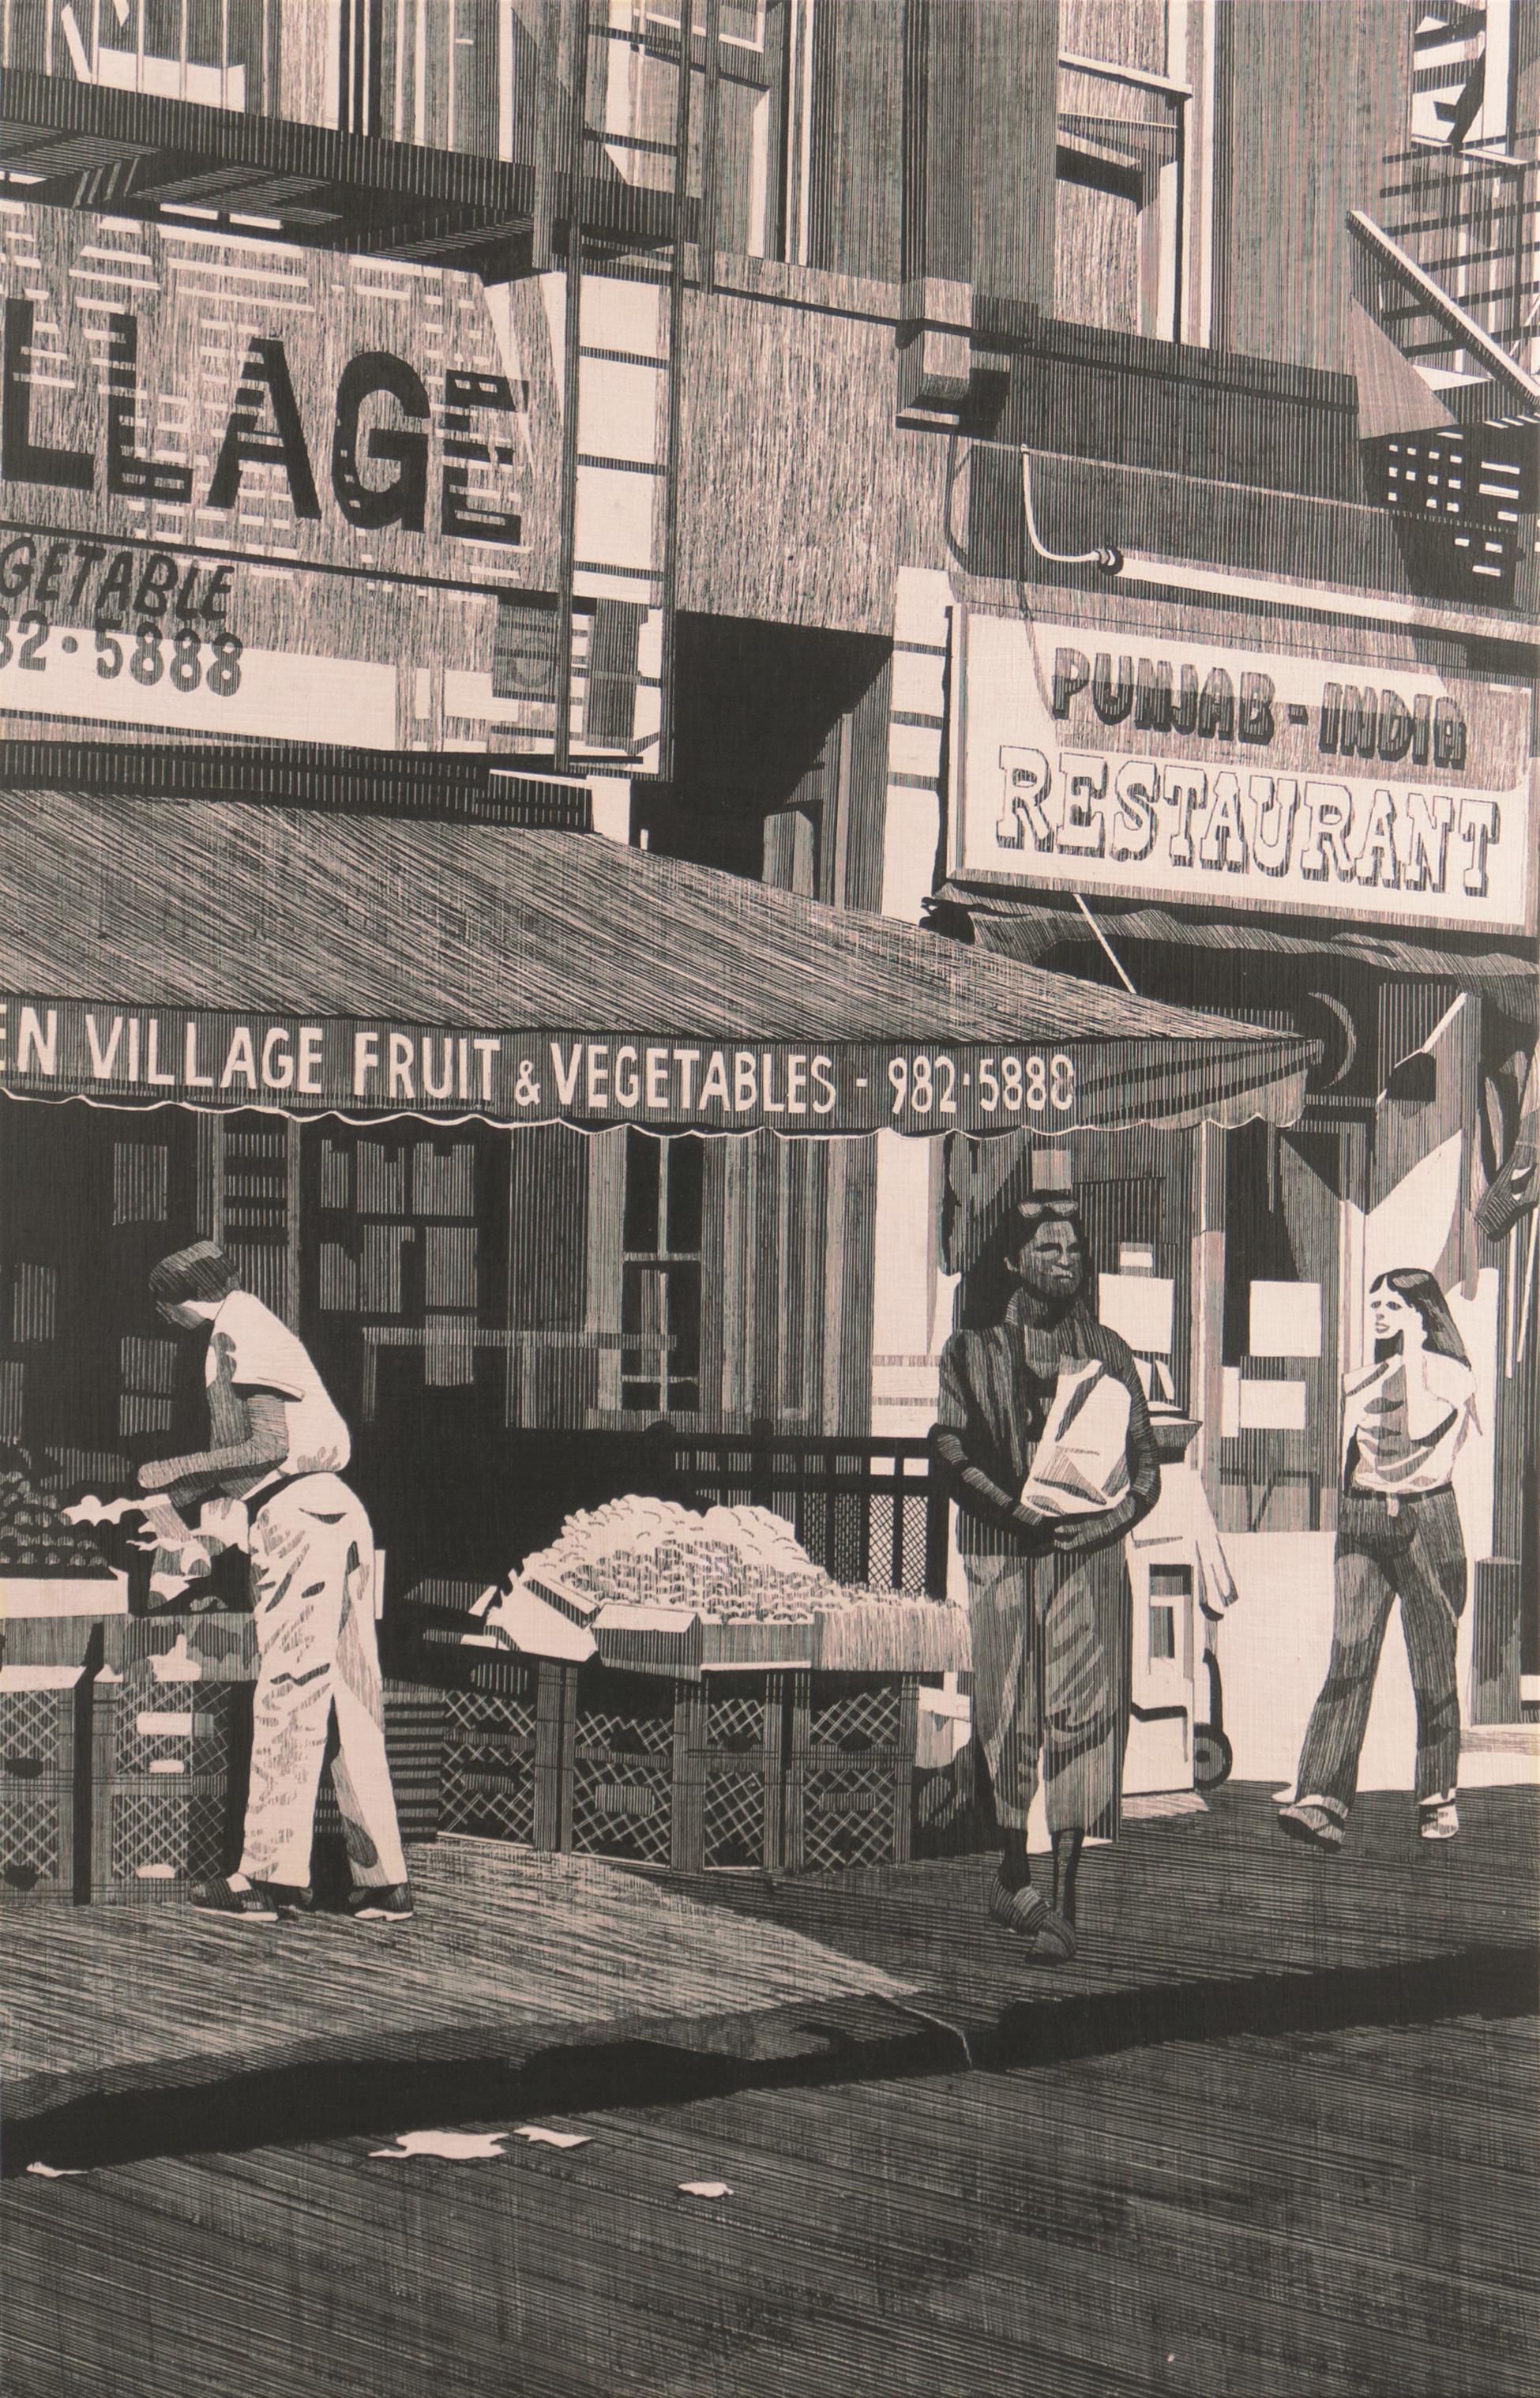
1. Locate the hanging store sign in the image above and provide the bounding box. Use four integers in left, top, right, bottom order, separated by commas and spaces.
0, 202, 561, 749
962, 613, 1534, 933
0, 1000, 1307, 1138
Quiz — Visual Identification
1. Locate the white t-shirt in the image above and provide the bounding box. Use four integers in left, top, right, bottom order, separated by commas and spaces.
206, 1291, 350, 1487
1342, 1350, 1478, 1497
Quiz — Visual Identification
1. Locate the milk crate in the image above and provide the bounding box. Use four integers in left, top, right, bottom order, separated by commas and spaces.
314, 1681, 450, 1848
0, 1666, 88, 1897
783, 1673, 920, 1873
88, 1669, 236, 1900
437, 1658, 570, 1852
111, 1678, 235, 1780
567, 1666, 787, 1874
95, 1777, 231, 1899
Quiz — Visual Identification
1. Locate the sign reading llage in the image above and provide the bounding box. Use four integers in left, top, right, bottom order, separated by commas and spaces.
0, 1002, 1305, 1137
962, 613, 1534, 934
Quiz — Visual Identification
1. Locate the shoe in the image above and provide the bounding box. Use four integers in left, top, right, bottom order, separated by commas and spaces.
256, 1881, 315, 1919
1277, 1800, 1345, 1851
189, 1875, 279, 1924
346, 1883, 414, 1923
987, 1875, 1076, 1961
1418, 1799, 1459, 1841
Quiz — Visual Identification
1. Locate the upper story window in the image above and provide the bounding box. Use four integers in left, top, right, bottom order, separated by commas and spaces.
6, 0, 267, 110
1054, 53, 1185, 342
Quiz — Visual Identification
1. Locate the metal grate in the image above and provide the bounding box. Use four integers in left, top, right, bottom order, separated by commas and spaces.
444, 1688, 536, 1746
114, 1683, 232, 1780
809, 1683, 904, 1757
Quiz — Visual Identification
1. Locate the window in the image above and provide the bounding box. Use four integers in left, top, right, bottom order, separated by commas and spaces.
36, 0, 263, 110
1054, 57, 1185, 341
12, 1264, 56, 1345
119, 1333, 178, 1438
113, 1141, 170, 1227
588, 0, 788, 262
622, 1129, 702, 1417
1148, 1603, 1177, 1662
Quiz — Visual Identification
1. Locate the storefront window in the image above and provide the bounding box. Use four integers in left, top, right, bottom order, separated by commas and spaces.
622, 1128, 702, 1418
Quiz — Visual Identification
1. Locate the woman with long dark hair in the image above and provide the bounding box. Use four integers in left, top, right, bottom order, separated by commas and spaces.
1279, 1268, 1478, 1851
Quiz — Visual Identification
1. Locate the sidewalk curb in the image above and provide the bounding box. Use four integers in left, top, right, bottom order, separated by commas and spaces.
3, 1989, 967, 2176
11, 1934, 1534, 2179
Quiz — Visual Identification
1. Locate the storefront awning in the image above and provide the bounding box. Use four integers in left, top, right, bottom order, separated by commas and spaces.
930, 879, 1538, 1021
0, 795, 1315, 1138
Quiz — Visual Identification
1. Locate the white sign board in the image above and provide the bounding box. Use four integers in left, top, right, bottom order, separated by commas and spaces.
961, 612, 1533, 934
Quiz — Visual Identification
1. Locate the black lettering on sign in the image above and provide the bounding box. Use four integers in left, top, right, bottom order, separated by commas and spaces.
440, 370, 523, 546
206, 338, 321, 521
107, 314, 193, 504
332, 351, 431, 532
2, 300, 93, 494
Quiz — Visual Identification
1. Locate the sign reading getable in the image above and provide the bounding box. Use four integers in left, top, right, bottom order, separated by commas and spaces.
961, 613, 1534, 933
0, 202, 559, 746
0, 1000, 1301, 1137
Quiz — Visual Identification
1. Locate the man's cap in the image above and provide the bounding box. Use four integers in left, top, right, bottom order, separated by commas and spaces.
148, 1240, 241, 1305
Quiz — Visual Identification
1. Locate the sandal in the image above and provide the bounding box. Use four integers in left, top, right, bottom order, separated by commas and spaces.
987, 1875, 1076, 1960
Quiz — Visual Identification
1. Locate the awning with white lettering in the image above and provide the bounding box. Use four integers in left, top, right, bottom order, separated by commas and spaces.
0, 793, 1316, 1138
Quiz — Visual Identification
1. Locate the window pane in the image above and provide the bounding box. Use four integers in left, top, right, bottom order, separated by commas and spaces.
114, 1141, 170, 1226
1149, 1603, 1177, 1662
624, 1129, 661, 1255
666, 1259, 701, 1389
13, 1264, 57, 1344
665, 1136, 703, 1255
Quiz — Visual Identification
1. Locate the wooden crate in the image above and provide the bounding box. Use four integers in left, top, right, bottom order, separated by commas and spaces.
783, 1672, 921, 1874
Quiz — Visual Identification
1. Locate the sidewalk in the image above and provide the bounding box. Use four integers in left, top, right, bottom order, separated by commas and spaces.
6, 1783, 1535, 2172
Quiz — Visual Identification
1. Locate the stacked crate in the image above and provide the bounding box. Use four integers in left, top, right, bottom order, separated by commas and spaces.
566, 1667, 787, 1874
89, 1667, 237, 1900
0, 1665, 88, 1897
437, 1655, 569, 1852
783, 1672, 921, 1873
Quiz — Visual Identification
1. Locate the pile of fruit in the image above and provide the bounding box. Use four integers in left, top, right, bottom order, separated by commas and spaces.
524, 1497, 840, 1623
0, 1455, 117, 1580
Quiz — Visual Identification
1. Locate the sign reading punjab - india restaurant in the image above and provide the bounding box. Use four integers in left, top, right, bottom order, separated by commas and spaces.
961, 611, 1534, 935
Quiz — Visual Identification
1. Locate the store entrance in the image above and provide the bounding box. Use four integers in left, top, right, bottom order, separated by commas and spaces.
0, 1100, 204, 1490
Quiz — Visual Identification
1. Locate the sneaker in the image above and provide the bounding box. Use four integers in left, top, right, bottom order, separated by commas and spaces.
1418, 1799, 1459, 1841
189, 1875, 279, 1924
986, 1875, 1076, 1961
346, 1883, 414, 1923
1277, 1800, 1346, 1851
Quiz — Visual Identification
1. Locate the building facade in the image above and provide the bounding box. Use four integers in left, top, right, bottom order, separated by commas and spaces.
1, 1, 1534, 1772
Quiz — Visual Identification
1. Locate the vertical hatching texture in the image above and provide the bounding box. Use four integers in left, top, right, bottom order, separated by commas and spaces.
675, 290, 948, 633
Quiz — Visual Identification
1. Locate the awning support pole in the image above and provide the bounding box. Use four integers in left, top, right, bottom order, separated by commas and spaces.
1073, 892, 1138, 995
